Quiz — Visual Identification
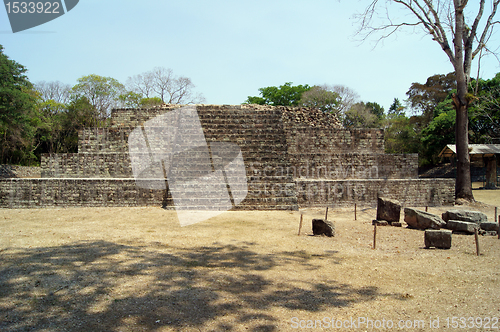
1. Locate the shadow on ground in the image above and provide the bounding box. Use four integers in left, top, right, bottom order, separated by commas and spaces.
0, 240, 401, 331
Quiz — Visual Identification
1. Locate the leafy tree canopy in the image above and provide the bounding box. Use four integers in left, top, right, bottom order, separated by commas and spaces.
469, 73, 500, 143
387, 98, 405, 117
245, 82, 311, 106
299, 85, 341, 114
343, 102, 382, 128
71, 74, 125, 125
0, 45, 40, 164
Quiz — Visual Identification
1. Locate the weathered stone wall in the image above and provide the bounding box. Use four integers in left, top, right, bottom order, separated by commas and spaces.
41, 153, 132, 178
0, 177, 297, 209
110, 104, 344, 130
285, 127, 385, 155
78, 128, 131, 154
296, 178, 455, 207
0, 178, 164, 208
289, 153, 418, 179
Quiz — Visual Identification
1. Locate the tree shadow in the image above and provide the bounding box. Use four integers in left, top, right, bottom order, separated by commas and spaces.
0, 240, 401, 331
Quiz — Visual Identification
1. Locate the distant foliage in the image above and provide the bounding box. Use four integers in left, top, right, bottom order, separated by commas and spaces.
245, 82, 311, 106
0, 45, 40, 164
343, 102, 384, 128
299, 85, 341, 114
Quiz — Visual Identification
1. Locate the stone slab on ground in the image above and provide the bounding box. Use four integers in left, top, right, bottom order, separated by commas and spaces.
404, 208, 446, 230
442, 209, 488, 224
312, 219, 335, 237
425, 229, 452, 249
480, 222, 499, 232
479, 230, 498, 236
376, 197, 401, 223
446, 220, 479, 234
372, 220, 389, 226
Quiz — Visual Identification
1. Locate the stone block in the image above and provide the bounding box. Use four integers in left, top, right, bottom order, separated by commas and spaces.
480, 222, 499, 232
479, 230, 498, 236
372, 220, 389, 226
312, 219, 335, 237
425, 229, 452, 249
442, 209, 488, 224
446, 220, 479, 234
404, 208, 446, 230
376, 197, 401, 223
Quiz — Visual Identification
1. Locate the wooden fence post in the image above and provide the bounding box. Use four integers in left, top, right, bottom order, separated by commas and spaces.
475, 228, 480, 256
298, 214, 303, 236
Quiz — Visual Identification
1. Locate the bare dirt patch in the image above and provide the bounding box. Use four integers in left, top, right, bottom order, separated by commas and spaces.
0, 199, 499, 331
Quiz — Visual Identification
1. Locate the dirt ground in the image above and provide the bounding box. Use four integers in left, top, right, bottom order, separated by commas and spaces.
0, 189, 499, 331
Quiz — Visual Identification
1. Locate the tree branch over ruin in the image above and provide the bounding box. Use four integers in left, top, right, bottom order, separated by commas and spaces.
353, 0, 500, 201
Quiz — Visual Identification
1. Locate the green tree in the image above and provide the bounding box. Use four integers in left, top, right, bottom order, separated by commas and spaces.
406, 73, 456, 122
366, 101, 384, 120
0, 45, 40, 164
387, 98, 405, 117
245, 82, 311, 106
356, 1, 500, 200
384, 115, 422, 155
469, 73, 500, 143
140, 97, 163, 108
343, 102, 379, 128
58, 97, 95, 153
299, 85, 341, 114
421, 98, 457, 165
118, 91, 143, 108
71, 74, 125, 126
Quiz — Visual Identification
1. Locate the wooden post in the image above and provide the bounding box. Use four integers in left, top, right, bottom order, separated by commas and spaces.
373, 224, 377, 250
325, 207, 329, 221
354, 203, 357, 221
475, 228, 480, 256
425, 206, 428, 212
298, 214, 303, 236
495, 207, 498, 226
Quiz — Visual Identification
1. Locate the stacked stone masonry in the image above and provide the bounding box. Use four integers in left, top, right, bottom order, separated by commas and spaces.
0, 104, 454, 209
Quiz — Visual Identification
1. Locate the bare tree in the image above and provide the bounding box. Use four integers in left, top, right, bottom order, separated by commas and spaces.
356, 0, 500, 201
126, 67, 205, 105
126, 72, 155, 98
167, 76, 206, 104
35, 81, 72, 105
332, 84, 360, 115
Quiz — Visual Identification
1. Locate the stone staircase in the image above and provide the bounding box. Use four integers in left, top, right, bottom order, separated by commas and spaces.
37, 105, 299, 210
0, 104, 455, 209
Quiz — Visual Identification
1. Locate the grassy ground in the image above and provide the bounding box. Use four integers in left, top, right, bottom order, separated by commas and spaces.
472, 182, 500, 206
0, 189, 499, 331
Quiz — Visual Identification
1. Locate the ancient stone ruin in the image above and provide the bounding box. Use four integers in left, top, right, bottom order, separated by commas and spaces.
0, 104, 455, 209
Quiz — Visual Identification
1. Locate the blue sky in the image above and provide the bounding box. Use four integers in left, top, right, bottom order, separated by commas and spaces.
1, 0, 499, 111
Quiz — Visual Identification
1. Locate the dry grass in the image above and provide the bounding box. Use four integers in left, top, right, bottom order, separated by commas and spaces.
0, 191, 499, 331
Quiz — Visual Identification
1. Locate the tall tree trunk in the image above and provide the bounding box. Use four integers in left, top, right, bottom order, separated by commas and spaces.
453, 92, 473, 200
453, 2, 474, 201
